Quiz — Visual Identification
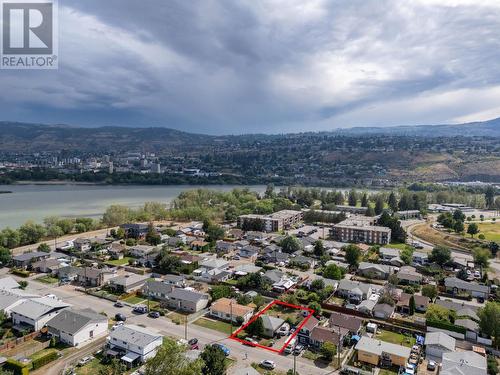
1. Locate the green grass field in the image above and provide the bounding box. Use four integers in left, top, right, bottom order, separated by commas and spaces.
193, 317, 234, 335
120, 295, 146, 305
469, 222, 500, 241
36, 275, 59, 284
105, 257, 133, 266
375, 329, 415, 348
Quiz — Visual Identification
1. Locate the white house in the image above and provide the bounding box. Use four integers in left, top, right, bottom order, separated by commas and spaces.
46, 308, 108, 347
108, 324, 163, 366
441, 351, 487, 375
425, 332, 456, 362
10, 296, 70, 331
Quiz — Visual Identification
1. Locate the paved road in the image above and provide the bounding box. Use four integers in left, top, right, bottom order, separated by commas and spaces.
15, 276, 336, 375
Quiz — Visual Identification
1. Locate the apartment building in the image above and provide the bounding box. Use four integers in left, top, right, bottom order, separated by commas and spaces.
237, 210, 303, 232
330, 222, 391, 245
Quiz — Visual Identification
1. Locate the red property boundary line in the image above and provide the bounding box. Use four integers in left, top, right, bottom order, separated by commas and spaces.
229, 300, 315, 354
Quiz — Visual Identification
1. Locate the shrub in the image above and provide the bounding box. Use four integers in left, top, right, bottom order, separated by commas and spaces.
5, 358, 30, 375
31, 350, 58, 370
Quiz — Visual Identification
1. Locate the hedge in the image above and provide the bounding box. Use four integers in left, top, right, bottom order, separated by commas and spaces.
11, 269, 30, 277
31, 350, 58, 370
426, 319, 466, 335
4, 358, 30, 375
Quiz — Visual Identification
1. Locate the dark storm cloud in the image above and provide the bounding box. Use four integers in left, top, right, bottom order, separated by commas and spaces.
0, 0, 500, 133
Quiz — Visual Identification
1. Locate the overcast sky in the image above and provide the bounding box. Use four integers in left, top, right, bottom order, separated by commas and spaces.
1, 0, 500, 134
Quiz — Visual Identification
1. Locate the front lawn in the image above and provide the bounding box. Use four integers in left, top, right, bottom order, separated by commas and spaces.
120, 295, 146, 305
36, 275, 59, 284
29, 348, 58, 361
375, 329, 415, 348
193, 317, 234, 335
105, 257, 133, 266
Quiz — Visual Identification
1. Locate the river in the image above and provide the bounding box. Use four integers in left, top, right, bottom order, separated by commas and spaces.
0, 184, 268, 229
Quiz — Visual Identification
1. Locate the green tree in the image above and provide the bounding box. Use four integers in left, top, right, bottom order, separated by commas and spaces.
477, 302, 500, 348
18, 281, 28, 290
158, 253, 182, 274
206, 224, 225, 243
144, 338, 202, 375
200, 344, 226, 375
322, 264, 345, 280
246, 316, 264, 337
365, 205, 376, 217
264, 184, 275, 199
98, 359, 126, 375
320, 342, 336, 361
344, 245, 361, 267
473, 248, 491, 269
422, 284, 438, 300
426, 304, 453, 323
280, 236, 301, 254
0, 228, 20, 248
467, 223, 479, 238
0, 246, 12, 265
209, 285, 232, 300
361, 193, 368, 207
453, 209, 465, 223
400, 246, 414, 265
102, 205, 131, 227
146, 223, 161, 245
310, 279, 325, 291
453, 220, 464, 233
409, 295, 416, 315
388, 192, 398, 212
429, 246, 451, 266
313, 240, 325, 257
37, 243, 51, 253
19, 221, 46, 245
308, 301, 321, 315
485, 185, 496, 209
375, 196, 385, 215
348, 190, 357, 206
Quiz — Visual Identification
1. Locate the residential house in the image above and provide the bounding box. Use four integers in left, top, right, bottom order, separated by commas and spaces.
396, 266, 423, 285
109, 274, 149, 293
262, 269, 285, 284
455, 318, 480, 341
73, 238, 92, 252
108, 243, 127, 260
233, 264, 262, 276
141, 280, 174, 302
215, 241, 236, 254
444, 277, 490, 299
128, 245, 157, 258
373, 303, 395, 319
298, 315, 320, 345
12, 251, 50, 268
77, 267, 116, 287
0, 290, 30, 317
163, 274, 186, 288
355, 336, 411, 367
396, 293, 429, 314
167, 236, 186, 247
441, 351, 487, 375
57, 266, 81, 281
238, 245, 259, 260
290, 255, 315, 269
162, 288, 209, 313
46, 308, 108, 347
379, 247, 400, 262
261, 315, 285, 338
412, 252, 428, 266
198, 258, 230, 271
309, 326, 344, 350
435, 299, 479, 319
337, 280, 372, 304
357, 299, 377, 315
10, 296, 70, 331
328, 312, 363, 335
107, 324, 163, 365
209, 298, 254, 324
190, 240, 209, 251
31, 258, 63, 274
357, 262, 394, 280
425, 332, 456, 362
120, 223, 149, 239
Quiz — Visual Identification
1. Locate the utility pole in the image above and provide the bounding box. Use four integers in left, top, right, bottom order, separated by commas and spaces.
293, 352, 296, 375
184, 315, 188, 340
337, 325, 341, 370
230, 300, 233, 335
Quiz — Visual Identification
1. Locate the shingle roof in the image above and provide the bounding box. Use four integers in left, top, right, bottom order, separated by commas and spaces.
454, 318, 479, 332
11, 297, 70, 320
169, 288, 208, 303
46, 308, 106, 335
210, 298, 253, 317
110, 324, 162, 347
310, 326, 341, 343
425, 332, 456, 351
329, 312, 363, 332
261, 315, 284, 331
13, 251, 48, 262
441, 351, 487, 375
355, 336, 411, 358
444, 277, 489, 293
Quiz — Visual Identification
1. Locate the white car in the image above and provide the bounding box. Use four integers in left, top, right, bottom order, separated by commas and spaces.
77, 356, 93, 367
260, 360, 276, 370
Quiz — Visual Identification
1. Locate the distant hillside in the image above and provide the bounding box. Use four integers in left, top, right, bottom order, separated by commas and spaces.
336, 117, 500, 137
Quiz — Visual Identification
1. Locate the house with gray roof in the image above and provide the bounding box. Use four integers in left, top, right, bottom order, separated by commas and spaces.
0, 289, 29, 317
10, 296, 70, 331
261, 315, 285, 338
108, 324, 163, 365
12, 251, 50, 268
373, 303, 395, 319
337, 280, 372, 304
425, 332, 456, 362
444, 277, 490, 298
163, 274, 186, 287
379, 247, 400, 261
141, 280, 174, 301
163, 288, 209, 313
396, 266, 423, 285
441, 351, 487, 375
355, 336, 411, 367
109, 273, 149, 293
358, 262, 394, 279
46, 308, 107, 346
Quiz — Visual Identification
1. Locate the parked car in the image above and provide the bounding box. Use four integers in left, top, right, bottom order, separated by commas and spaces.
133, 305, 147, 314
477, 296, 485, 303
77, 356, 93, 367
293, 344, 304, 356
260, 360, 276, 370
188, 338, 199, 350
244, 338, 258, 346
212, 343, 230, 356
148, 311, 160, 318
427, 360, 436, 371
114, 301, 124, 308
111, 321, 124, 330
115, 313, 126, 321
